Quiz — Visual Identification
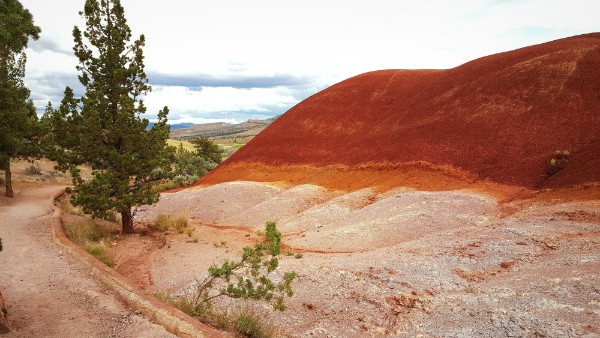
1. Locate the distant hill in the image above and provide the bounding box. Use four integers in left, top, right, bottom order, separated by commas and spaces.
199, 33, 600, 191
169, 123, 195, 130
169, 116, 280, 143
147, 122, 194, 130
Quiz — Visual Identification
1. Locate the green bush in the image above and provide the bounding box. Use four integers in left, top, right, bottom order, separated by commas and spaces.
154, 222, 294, 337
183, 221, 296, 312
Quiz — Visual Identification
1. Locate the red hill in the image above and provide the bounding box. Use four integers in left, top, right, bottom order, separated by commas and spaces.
199, 33, 600, 192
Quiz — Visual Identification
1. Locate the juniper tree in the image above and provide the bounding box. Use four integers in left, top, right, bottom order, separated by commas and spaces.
45, 0, 171, 233
0, 0, 41, 197
189, 136, 224, 165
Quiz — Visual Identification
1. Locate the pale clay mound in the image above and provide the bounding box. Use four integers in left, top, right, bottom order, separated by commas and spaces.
135, 182, 600, 337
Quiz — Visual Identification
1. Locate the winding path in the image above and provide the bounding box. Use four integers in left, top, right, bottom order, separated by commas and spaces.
0, 184, 175, 337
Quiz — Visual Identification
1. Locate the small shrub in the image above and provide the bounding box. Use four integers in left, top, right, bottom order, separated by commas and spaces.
184, 221, 296, 312
155, 214, 189, 233
234, 306, 276, 338
85, 243, 114, 267
0, 238, 3, 252
168, 297, 230, 330
547, 150, 570, 176
186, 228, 195, 237
64, 219, 117, 244
59, 197, 85, 216
173, 215, 189, 233
173, 174, 200, 187
24, 164, 42, 175
152, 180, 179, 193
156, 292, 275, 337
63, 219, 117, 267
103, 211, 121, 223
155, 214, 171, 230
294, 253, 303, 259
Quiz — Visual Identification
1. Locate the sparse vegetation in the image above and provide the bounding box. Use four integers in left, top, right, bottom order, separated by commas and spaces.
547, 150, 570, 176
23, 163, 42, 175
63, 219, 118, 267
234, 306, 277, 338
152, 180, 179, 193
154, 214, 189, 234
58, 195, 85, 216
156, 293, 277, 338
85, 243, 115, 267
156, 221, 295, 336
186, 221, 294, 311
171, 143, 214, 187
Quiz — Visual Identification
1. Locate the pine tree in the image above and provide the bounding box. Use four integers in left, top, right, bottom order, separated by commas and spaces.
0, 0, 41, 197
45, 0, 171, 233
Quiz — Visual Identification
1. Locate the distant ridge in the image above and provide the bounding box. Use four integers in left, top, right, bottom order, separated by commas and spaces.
170, 116, 280, 143
147, 122, 193, 130
198, 33, 600, 191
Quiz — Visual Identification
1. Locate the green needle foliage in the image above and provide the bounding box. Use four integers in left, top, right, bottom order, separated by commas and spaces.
0, 0, 41, 197
43, 0, 171, 234
184, 222, 296, 314
189, 136, 224, 165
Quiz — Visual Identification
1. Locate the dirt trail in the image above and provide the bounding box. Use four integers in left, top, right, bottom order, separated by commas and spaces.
0, 184, 175, 337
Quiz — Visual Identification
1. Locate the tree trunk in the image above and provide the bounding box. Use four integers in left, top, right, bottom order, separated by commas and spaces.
121, 208, 135, 234
5, 162, 13, 198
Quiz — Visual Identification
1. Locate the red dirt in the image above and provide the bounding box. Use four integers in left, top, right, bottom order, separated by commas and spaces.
198, 33, 600, 192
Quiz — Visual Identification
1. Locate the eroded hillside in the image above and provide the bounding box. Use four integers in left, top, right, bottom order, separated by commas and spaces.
199, 33, 600, 191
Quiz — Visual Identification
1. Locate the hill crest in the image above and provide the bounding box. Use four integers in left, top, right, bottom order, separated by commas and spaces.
198, 33, 600, 192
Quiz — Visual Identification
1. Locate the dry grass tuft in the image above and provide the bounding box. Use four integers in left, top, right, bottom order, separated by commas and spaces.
155, 214, 189, 234
63, 219, 118, 267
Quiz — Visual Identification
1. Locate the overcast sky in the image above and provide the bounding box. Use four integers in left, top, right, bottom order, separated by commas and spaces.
19, 0, 600, 124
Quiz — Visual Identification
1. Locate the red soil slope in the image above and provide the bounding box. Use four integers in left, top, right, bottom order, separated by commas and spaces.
199, 33, 600, 192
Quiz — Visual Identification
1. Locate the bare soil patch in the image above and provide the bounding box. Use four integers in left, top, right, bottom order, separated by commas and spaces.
132, 181, 600, 337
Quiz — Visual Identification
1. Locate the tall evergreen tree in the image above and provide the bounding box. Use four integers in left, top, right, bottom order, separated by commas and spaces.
45, 0, 171, 233
0, 0, 41, 197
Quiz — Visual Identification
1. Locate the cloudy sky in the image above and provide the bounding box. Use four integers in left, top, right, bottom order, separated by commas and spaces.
19, 0, 600, 124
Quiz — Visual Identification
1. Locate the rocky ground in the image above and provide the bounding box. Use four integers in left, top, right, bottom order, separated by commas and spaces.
127, 181, 600, 337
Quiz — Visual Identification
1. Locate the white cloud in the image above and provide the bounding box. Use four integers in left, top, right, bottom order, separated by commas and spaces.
18, 0, 600, 122
144, 85, 299, 122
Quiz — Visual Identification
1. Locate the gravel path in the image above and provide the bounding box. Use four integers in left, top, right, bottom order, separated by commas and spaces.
0, 184, 175, 337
